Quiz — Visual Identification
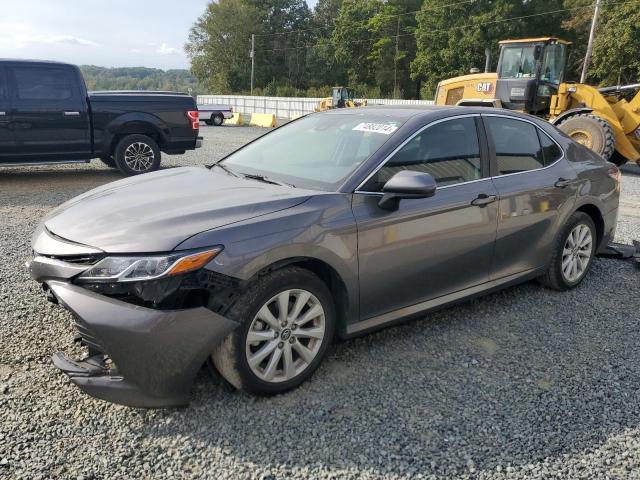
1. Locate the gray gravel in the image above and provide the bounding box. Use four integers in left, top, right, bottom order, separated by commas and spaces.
2, 125, 640, 479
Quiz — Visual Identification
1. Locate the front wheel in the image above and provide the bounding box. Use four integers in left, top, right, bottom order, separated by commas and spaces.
113, 134, 161, 176
212, 114, 224, 126
538, 212, 597, 291
212, 267, 335, 395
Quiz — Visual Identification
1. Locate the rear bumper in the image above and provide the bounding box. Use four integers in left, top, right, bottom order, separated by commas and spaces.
46, 281, 237, 408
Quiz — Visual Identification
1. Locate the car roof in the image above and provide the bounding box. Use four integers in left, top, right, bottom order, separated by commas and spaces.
319, 104, 545, 123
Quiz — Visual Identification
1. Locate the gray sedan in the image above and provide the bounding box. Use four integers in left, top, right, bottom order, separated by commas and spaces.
28, 106, 620, 408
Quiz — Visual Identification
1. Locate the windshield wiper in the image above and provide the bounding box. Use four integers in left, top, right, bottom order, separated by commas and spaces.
240, 172, 294, 188
210, 162, 239, 177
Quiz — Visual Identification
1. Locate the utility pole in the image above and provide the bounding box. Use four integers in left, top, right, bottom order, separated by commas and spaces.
581, 0, 601, 83
250, 34, 255, 95
393, 16, 400, 99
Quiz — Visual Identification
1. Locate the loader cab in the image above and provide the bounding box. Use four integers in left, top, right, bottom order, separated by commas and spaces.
332, 87, 355, 108
496, 37, 570, 114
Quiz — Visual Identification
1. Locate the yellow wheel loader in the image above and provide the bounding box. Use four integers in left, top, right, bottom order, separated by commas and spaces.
315, 87, 366, 112
434, 37, 640, 166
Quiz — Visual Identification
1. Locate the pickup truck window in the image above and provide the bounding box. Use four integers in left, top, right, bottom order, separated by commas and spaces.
13, 66, 75, 101
0, 69, 7, 101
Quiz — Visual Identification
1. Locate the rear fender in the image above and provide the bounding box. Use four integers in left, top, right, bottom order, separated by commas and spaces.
103, 112, 170, 154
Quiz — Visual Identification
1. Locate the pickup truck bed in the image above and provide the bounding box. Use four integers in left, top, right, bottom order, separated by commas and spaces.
0, 60, 202, 175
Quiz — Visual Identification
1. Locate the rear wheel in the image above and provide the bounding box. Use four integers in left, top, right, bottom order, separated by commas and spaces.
538, 212, 597, 291
204, 118, 214, 126
212, 267, 335, 395
213, 113, 224, 126
557, 114, 615, 161
113, 134, 161, 176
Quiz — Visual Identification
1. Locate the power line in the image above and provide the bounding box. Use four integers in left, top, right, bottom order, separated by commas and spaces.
256, 0, 638, 54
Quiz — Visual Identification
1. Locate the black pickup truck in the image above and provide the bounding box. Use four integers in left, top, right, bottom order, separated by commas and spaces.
0, 60, 202, 175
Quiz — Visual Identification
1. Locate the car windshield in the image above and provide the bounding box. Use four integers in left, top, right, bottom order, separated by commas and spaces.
219, 113, 405, 191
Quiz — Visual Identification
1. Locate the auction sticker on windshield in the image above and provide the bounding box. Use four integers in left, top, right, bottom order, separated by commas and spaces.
352, 122, 399, 135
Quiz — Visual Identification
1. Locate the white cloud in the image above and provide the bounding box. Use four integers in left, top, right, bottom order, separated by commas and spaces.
20, 34, 99, 47
156, 43, 178, 55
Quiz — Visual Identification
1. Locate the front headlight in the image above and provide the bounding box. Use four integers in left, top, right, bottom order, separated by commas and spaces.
77, 247, 222, 282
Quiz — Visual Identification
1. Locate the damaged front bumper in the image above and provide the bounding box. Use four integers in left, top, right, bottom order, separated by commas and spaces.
27, 236, 239, 408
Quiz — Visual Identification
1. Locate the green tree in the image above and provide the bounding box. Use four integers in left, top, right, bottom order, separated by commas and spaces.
412, 0, 569, 98
564, 0, 640, 85
186, 0, 262, 93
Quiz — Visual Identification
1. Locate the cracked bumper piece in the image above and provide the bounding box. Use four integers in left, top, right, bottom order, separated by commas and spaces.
47, 281, 238, 408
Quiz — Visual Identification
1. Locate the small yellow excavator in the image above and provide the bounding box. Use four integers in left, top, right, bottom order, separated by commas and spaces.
434, 37, 640, 166
316, 86, 366, 111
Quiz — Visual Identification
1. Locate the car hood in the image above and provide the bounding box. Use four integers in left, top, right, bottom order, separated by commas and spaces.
43, 167, 315, 253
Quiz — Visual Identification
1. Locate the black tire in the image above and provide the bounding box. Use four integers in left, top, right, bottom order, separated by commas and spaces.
538, 212, 597, 291
113, 134, 161, 176
212, 267, 335, 395
213, 114, 224, 126
98, 156, 116, 168
204, 118, 214, 126
557, 114, 615, 161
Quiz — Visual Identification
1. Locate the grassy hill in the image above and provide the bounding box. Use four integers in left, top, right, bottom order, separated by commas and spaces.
80, 66, 204, 94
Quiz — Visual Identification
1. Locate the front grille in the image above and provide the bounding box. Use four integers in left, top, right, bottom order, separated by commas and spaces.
446, 87, 464, 106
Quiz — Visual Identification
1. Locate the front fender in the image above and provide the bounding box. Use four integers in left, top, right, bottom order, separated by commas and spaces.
176, 194, 360, 327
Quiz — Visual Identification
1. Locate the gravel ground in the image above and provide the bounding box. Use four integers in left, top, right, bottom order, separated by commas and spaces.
2, 125, 640, 479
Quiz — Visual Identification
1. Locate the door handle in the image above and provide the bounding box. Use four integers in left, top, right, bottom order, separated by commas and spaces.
471, 194, 497, 207
63, 111, 80, 116
554, 178, 572, 188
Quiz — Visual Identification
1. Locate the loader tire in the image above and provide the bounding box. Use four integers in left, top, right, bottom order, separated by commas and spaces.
557, 114, 615, 161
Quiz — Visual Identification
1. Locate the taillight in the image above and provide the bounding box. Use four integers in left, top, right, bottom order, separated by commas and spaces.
186, 111, 199, 130
608, 165, 621, 192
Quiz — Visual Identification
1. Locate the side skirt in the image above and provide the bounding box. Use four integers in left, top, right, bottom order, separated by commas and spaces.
344, 268, 543, 337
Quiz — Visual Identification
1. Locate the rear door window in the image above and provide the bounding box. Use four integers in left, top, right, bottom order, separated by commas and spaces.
484, 116, 544, 175
11, 65, 77, 101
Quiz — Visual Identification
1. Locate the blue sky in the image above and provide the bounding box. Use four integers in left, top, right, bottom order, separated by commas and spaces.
0, 0, 317, 70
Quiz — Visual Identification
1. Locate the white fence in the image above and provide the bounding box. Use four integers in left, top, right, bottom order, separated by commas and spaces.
197, 95, 434, 118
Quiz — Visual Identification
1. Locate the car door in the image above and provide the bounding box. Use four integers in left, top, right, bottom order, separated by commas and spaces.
352, 115, 500, 321
0, 66, 16, 160
8, 63, 91, 160
482, 114, 578, 279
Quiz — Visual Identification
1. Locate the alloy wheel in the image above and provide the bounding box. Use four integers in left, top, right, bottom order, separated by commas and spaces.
245, 289, 326, 383
124, 142, 155, 172
561, 223, 593, 283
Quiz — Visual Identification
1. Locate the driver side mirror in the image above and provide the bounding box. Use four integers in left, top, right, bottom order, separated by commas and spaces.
378, 170, 437, 211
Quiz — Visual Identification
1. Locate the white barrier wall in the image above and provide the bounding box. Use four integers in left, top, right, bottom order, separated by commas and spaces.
197, 95, 434, 118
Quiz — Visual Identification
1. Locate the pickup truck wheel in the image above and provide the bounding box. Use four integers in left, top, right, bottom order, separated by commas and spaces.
212, 114, 224, 126
114, 134, 161, 176
204, 118, 214, 126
